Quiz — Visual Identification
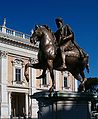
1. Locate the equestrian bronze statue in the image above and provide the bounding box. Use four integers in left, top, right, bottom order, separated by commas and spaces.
24, 21, 89, 92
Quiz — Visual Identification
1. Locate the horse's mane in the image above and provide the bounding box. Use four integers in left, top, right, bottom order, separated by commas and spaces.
43, 25, 58, 46
37, 25, 58, 48
42, 25, 52, 32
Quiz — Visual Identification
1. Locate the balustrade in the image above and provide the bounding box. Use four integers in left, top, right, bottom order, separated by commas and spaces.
0, 25, 30, 40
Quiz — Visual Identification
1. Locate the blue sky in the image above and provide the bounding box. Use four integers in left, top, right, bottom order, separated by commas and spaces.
0, 0, 98, 78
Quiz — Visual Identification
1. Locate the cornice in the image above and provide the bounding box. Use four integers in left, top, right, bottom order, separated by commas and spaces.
0, 33, 38, 52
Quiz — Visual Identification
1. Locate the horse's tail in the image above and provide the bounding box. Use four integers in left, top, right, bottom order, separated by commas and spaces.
85, 54, 89, 73
73, 41, 83, 59
86, 63, 89, 73
83, 53, 89, 73
73, 41, 90, 73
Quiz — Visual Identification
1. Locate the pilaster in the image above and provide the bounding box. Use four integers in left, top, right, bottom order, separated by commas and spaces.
0, 50, 9, 119
29, 58, 38, 118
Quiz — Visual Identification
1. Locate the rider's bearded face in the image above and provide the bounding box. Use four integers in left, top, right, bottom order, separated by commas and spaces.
56, 21, 63, 29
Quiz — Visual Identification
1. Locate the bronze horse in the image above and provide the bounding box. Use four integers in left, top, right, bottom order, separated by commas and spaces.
24, 25, 89, 91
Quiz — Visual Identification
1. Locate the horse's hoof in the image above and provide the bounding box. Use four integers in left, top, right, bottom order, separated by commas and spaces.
49, 92, 52, 97
49, 87, 54, 92
48, 87, 54, 97
78, 83, 86, 92
36, 74, 46, 79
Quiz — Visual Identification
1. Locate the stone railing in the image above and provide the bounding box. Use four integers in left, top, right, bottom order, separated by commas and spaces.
0, 25, 30, 40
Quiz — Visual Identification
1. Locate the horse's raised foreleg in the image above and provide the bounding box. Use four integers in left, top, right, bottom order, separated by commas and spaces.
24, 62, 43, 82
24, 63, 30, 82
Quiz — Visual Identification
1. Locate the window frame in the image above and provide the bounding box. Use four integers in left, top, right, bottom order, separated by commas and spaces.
63, 72, 69, 89
12, 59, 24, 85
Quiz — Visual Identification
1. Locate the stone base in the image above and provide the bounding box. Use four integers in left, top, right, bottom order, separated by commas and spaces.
31, 91, 96, 119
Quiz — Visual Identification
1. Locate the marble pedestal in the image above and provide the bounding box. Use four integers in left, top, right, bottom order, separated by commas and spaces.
31, 91, 95, 119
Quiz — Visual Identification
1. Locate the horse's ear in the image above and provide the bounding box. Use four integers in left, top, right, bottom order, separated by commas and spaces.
35, 25, 39, 29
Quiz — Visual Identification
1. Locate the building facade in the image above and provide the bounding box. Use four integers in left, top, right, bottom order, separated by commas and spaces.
0, 20, 78, 119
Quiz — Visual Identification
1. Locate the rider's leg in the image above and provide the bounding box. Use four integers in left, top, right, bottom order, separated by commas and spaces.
61, 52, 67, 68
60, 46, 67, 69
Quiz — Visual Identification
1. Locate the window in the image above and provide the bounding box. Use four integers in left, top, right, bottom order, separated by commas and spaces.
42, 76, 47, 86
15, 68, 21, 82
40, 70, 49, 88
63, 71, 69, 88
64, 77, 67, 88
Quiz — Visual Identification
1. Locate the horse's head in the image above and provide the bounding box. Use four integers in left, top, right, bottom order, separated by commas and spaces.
30, 25, 44, 44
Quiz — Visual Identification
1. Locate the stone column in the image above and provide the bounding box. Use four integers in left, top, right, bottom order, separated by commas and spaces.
0, 51, 8, 119
25, 93, 29, 118
8, 92, 11, 118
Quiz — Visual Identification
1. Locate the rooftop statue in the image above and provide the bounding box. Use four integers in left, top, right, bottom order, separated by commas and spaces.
24, 17, 89, 92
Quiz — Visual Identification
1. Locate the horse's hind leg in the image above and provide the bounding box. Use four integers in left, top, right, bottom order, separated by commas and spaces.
24, 63, 30, 82
24, 62, 43, 82
80, 71, 87, 84
79, 71, 87, 92
73, 74, 84, 92
73, 74, 82, 82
